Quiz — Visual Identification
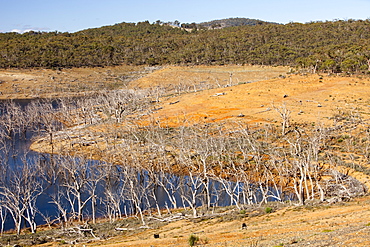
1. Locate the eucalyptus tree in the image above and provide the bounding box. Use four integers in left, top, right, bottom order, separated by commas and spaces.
85, 161, 106, 224
0, 203, 7, 235
0, 101, 24, 140
58, 155, 95, 222
0, 154, 44, 234
122, 165, 149, 226
47, 184, 70, 227
102, 164, 126, 222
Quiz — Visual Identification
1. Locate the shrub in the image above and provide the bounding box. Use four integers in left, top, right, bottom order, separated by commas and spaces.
188, 234, 199, 246
322, 229, 333, 232
265, 207, 273, 214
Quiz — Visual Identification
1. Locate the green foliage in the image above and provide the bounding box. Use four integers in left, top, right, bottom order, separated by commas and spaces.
0, 19, 370, 73
322, 229, 334, 232
265, 207, 273, 213
188, 234, 199, 246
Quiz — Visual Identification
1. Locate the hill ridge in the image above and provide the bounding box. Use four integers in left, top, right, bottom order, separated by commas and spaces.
198, 17, 279, 29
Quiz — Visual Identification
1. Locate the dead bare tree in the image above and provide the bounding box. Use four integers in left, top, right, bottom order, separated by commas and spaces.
86, 162, 106, 224
281, 123, 328, 204
101, 164, 128, 222
273, 102, 291, 135
58, 155, 94, 222
179, 171, 203, 217
0, 101, 23, 140
48, 185, 70, 227
0, 154, 44, 234
143, 166, 164, 216
123, 165, 148, 226
0, 203, 7, 235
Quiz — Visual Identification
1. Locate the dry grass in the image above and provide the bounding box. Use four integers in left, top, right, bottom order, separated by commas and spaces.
78, 197, 370, 247
0, 65, 152, 99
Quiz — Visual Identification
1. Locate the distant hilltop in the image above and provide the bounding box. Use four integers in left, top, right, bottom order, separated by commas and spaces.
198, 17, 279, 29
176, 17, 279, 30
77, 17, 277, 33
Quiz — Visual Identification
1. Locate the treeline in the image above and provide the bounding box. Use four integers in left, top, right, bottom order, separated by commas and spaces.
0, 19, 370, 73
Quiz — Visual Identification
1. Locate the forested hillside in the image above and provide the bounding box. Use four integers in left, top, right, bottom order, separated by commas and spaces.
0, 19, 369, 73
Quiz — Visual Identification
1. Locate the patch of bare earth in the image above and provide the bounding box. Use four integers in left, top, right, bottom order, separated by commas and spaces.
86, 197, 370, 247
0, 65, 152, 99
141, 71, 370, 128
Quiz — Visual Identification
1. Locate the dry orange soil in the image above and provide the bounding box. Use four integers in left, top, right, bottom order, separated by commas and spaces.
86, 197, 370, 247
2, 65, 370, 246
134, 66, 370, 128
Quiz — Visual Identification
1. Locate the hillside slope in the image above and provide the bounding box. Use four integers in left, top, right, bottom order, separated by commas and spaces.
92, 196, 370, 247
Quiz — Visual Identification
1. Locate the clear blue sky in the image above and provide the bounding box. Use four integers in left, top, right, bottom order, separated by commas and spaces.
1, 0, 370, 33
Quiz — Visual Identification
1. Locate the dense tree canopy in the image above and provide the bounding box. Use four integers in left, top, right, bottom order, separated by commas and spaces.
0, 19, 369, 73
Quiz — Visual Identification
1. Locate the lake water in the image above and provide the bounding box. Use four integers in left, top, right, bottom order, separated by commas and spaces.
0, 99, 284, 232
